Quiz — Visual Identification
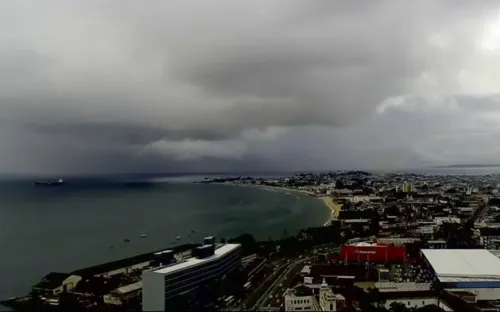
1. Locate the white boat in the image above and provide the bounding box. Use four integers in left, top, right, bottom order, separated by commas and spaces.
140, 233, 148, 238
176, 235, 181, 240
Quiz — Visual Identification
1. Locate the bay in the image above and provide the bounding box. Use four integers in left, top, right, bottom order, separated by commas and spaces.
0, 176, 329, 299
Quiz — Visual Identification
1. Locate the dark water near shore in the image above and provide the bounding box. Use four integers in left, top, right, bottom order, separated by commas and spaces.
0, 175, 329, 299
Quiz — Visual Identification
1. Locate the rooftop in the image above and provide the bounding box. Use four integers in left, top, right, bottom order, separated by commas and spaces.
72, 243, 199, 278
33, 272, 72, 290
422, 249, 500, 281
301, 265, 311, 274
115, 281, 142, 295
152, 243, 240, 275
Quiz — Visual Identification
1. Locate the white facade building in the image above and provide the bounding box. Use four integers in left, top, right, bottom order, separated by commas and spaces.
422, 249, 500, 301
384, 298, 453, 311
319, 279, 345, 311
142, 244, 241, 311
434, 217, 461, 226
284, 280, 344, 312
284, 292, 316, 311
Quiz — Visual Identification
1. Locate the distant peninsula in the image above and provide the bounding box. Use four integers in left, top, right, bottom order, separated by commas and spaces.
436, 164, 500, 168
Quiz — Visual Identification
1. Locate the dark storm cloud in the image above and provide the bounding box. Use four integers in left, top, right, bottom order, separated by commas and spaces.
1, 0, 500, 173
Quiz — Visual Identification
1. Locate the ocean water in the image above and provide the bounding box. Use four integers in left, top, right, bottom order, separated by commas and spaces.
0, 175, 329, 299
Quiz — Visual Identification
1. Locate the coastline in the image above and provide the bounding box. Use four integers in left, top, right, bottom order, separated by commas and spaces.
210, 182, 314, 195
210, 182, 338, 226
317, 196, 342, 226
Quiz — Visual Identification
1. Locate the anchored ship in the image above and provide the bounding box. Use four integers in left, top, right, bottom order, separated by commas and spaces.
34, 178, 65, 187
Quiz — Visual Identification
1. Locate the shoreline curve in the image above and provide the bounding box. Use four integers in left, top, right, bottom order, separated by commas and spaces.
208, 182, 339, 227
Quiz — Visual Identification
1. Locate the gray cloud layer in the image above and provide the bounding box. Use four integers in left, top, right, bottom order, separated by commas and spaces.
1, 0, 500, 174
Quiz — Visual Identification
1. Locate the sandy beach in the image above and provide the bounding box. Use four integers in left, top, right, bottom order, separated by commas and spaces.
318, 196, 342, 226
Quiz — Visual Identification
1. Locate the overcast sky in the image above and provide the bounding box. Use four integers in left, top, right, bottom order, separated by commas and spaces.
2, 0, 500, 174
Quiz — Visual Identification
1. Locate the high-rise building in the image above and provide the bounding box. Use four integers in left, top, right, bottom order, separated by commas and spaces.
142, 242, 241, 311
403, 182, 415, 193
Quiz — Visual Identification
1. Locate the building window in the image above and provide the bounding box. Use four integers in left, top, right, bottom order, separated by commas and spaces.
422, 301, 425, 305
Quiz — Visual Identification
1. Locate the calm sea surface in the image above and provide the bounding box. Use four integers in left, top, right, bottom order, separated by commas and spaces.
0, 175, 330, 299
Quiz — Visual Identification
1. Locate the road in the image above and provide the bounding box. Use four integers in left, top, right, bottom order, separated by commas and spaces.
254, 258, 305, 310
253, 246, 341, 311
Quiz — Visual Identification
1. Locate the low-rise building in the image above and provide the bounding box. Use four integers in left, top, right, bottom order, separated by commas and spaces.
434, 217, 461, 226
103, 281, 142, 306
477, 228, 500, 249
32, 273, 82, 296
319, 278, 345, 311
284, 286, 319, 311
422, 249, 500, 300
381, 291, 453, 311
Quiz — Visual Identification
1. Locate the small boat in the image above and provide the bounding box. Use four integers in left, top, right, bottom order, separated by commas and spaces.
124, 238, 130, 242
140, 233, 148, 238
176, 235, 181, 240
34, 178, 65, 187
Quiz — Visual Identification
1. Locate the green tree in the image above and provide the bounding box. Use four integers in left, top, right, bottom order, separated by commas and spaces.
367, 288, 386, 308
389, 302, 410, 312
58, 292, 82, 311
228, 233, 257, 254
416, 305, 445, 312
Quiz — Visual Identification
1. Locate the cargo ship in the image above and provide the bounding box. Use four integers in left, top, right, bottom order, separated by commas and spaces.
34, 178, 65, 187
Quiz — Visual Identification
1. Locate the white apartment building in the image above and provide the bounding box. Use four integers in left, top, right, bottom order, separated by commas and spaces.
142, 243, 241, 311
